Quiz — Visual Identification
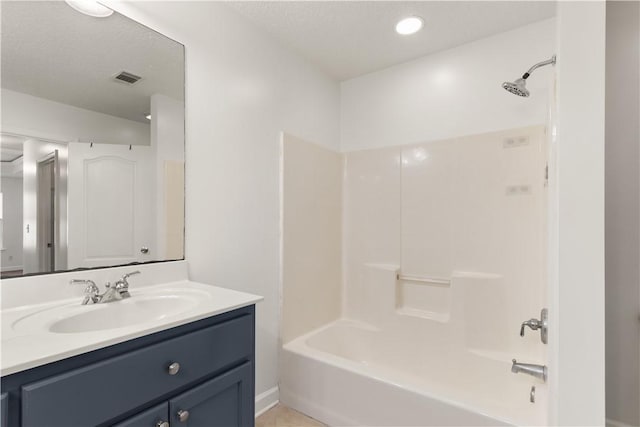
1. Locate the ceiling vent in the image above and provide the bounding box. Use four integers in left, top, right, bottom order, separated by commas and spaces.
113, 71, 142, 85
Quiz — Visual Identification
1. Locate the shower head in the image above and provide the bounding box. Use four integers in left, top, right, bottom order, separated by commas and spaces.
502, 55, 556, 97
502, 78, 529, 97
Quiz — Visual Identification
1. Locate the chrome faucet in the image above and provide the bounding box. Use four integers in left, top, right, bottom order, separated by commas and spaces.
70, 271, 140, 305
511, 359, 547, 382
70, 279, 100, 305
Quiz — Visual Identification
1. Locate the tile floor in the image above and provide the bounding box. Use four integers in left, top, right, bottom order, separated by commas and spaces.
256, 404, 326, 427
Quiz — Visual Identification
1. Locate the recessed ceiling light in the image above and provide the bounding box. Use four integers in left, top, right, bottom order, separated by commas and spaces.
395, 16, 424, 35
65, 0, 114, 18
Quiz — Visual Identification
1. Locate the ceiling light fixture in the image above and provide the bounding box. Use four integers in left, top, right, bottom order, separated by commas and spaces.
65, 0, 114, 18
395, 16, 424, 35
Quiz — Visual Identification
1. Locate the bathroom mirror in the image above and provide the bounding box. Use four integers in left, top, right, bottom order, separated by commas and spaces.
0, 1, 185, 278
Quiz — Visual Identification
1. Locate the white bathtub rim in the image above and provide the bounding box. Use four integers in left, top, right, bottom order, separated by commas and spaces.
283, 318, 515, 426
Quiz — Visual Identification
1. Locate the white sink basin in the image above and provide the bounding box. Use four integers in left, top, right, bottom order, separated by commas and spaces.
12, 289, 205, 334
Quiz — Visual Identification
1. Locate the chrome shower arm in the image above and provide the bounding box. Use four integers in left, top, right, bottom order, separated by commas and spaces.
523, 55, 556, 79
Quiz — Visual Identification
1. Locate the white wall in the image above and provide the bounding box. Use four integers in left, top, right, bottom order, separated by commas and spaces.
1, 89, 150, 146
341, 19, 556, 152
605, 1, 640, 426
549, 2, 606, 425
105, 1, 341, 412
1, 177, 23, 271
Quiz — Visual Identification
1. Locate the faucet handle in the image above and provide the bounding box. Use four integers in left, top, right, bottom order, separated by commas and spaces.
116, 271, 140, 289
113, 271, 139, 298
122, 270, 141, 280
70, 279, 98, 292
70, 279, 100, 305
520, 319, 541, 336
519, 308, 549, 344
115, 271, 140, 287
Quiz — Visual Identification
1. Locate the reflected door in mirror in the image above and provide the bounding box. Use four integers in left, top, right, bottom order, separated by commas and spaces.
67, 143, 154, 269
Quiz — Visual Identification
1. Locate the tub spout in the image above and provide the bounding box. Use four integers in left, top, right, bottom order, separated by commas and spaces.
511, 359, 547, 382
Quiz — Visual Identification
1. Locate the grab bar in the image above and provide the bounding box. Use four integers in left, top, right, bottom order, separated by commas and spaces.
396, 273, 450, 285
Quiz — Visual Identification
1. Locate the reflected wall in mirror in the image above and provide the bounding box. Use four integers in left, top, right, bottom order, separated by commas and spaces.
0, 1, 185, 279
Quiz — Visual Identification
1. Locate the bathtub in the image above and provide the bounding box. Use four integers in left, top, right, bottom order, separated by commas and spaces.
280, 319, 547, 426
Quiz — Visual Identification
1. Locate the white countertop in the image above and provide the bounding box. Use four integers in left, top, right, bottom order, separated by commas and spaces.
1, 280, 263, 376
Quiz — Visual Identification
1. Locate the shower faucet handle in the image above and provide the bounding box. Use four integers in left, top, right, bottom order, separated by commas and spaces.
519, 308, 548, 344
520, 318, 543, 335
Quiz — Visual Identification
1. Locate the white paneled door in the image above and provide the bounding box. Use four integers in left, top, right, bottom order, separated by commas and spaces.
67, 143, 155, 269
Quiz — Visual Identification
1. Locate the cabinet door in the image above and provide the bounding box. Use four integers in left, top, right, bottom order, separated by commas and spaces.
113, 402, 169, 427
1, 393, 7, 427
169, 362, 253, 427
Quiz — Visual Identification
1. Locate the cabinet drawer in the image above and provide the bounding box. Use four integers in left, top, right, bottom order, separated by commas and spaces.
22, 314, 253, 427
112, 402, 168, 427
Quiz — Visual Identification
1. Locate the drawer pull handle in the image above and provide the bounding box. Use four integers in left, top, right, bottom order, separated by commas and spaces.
157, 421, 169, 427
168, 362, 181, 375
177, 409, 190, 423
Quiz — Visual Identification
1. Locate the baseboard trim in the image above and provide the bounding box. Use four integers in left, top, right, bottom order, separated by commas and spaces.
606, 418, 635, 427
280, 385, 356, 426
1, 265, 22, 273
255, 386, 279, 418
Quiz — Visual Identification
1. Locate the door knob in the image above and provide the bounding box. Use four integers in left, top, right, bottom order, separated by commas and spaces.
156, 421, 169, 427
140, 246, 149, 254
177, 409, 190, 423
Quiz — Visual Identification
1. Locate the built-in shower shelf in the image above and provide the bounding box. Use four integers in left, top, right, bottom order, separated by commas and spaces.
396, 273, 451, 286
396, 307, 449, 323
395, 272, 451, 322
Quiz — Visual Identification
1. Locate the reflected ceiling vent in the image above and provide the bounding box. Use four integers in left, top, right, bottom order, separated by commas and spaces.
113, 71, 142, 85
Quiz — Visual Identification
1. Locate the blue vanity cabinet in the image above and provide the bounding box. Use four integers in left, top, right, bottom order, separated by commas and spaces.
1, 305, 256, 427
1, 393, 8, 427
169, 362, 252, 427
113, 403, 169, 427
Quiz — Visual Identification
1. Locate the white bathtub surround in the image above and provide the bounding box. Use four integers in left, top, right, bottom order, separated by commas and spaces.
0, 260, 263, 375
280, 126, 548, 425
281, 134, 343, 343
344, 126, 547, 358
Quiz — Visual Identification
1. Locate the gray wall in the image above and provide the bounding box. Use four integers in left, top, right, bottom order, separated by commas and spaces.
605, 2, 640, 425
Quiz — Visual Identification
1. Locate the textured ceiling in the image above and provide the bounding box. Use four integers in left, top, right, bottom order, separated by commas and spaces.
228, 1, 556, 81
1, 1, 184, 123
